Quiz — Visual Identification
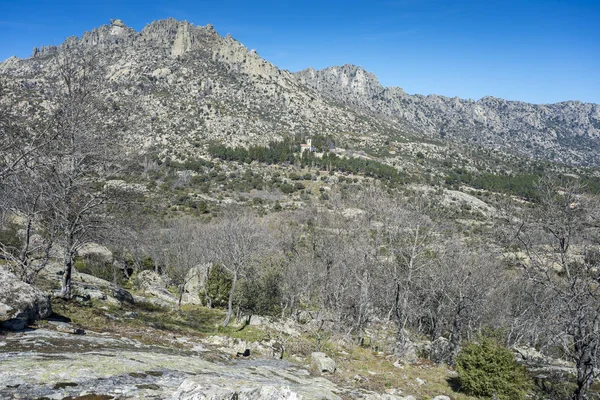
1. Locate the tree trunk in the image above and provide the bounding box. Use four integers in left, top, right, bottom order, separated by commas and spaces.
573, 334, 594, 400
60, 231, 75, 298
18, 215, 33, 282
449, 309, 463, 361
60, 249, 73, 299
177, 284, 184, 316
223, 270, 238, 327
394, 282, 407, 353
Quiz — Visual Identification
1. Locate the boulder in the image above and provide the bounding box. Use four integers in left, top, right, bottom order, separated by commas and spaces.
311, 352, 336, 374
432, 396, 451, 400
135, 270, 177, 303
136, 270, 167, 290
112, 287, 135, 304
77, 242, 113, 263
74, 284, 107, 301
0, 267, 51, 330
182, 264, 209, 305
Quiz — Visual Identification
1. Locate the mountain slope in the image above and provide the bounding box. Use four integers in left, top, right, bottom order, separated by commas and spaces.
1, 18, 599, 167
296, 64, 600, 166
0, 19, 401, 161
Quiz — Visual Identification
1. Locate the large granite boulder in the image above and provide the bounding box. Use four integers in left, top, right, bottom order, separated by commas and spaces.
135, 270, 177, 304
181, 264, 209, 305
0, 268, 51, 330
136, 270, 167, 290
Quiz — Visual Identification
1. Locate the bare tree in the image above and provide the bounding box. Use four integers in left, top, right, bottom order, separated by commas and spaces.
160, 217, 208, 314
384, 198, 438, 355
208, 210, 269, 327
39, 48, 125, 298
515, 177, 600, 400
0, 165, 57, 283
0, 80, 58, 182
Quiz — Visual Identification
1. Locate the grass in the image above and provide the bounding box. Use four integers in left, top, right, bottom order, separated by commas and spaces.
330, 346, 479, 400
48, 297, 226, 346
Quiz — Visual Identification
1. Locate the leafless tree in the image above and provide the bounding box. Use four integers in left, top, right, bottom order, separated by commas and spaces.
38, 47, 125, 298
208, 210, 270, 326
0, 80, 58, 182
160, 217, 208, 314
515, 176, 600, 400
0, 165, 57, 283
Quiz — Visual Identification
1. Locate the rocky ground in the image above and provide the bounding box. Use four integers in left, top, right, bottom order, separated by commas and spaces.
0, 326, 345, 399
1, 265, 449, 400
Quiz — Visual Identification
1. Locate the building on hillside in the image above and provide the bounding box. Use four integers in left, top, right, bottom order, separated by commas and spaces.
300, 138, 315, 154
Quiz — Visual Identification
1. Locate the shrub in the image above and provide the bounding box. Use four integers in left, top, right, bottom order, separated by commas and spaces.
455, 338, 533, 399
201, 264, 232, 308
236, 266, 282, 316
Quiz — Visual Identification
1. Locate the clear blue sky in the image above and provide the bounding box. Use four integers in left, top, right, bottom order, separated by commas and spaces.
1, 0, 598, 104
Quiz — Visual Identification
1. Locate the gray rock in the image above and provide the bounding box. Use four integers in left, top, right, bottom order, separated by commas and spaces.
172, 381, 299, 400
110, 19, 126, 28
311, 352, 336, 374
431, 396, 451, 400
134, 270, 177, 303
74, 284, 106, 301
136, 270, 167, 290
0, 328, 342, 399
112, 287, 135, 304
427, 337, 453, 364
0, 267, 51, 330
2, 17, 599, 170
181, 264, 209, 305
49, 321, 85, 335
77, 242, 113, 263
296, 64, 600, 166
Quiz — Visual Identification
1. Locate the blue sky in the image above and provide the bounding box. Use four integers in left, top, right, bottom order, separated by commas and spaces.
1, 0, 598, 104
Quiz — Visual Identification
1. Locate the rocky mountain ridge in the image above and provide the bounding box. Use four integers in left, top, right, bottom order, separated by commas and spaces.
295, 64, 600, 166
1, 18, 599, 166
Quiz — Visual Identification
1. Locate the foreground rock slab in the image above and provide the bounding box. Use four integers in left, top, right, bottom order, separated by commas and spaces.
0, 328, 343, 399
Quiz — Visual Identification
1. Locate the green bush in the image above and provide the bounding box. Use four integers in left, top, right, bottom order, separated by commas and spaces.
201, 264, 232, 308
456, 338, 533, 399
236, 267, 282, 316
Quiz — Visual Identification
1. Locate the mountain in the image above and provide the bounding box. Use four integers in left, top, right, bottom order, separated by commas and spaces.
0, 19, 398, 162
296, 64, 600, 166
1, 18, 599, 166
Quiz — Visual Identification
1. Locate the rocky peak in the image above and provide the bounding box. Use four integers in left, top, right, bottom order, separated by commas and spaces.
295, 64, 384, 105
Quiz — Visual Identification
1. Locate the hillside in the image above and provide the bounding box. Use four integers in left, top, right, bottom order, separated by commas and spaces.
296, 64, 600, 166
1, 18, 599, 166
2, 18, 600, 400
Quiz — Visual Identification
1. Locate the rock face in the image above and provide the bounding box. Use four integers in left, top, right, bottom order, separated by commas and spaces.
182, 265, 209, 305
0, 268, 51, 330
311, 352, 336, 374
296, 64, 600, 166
